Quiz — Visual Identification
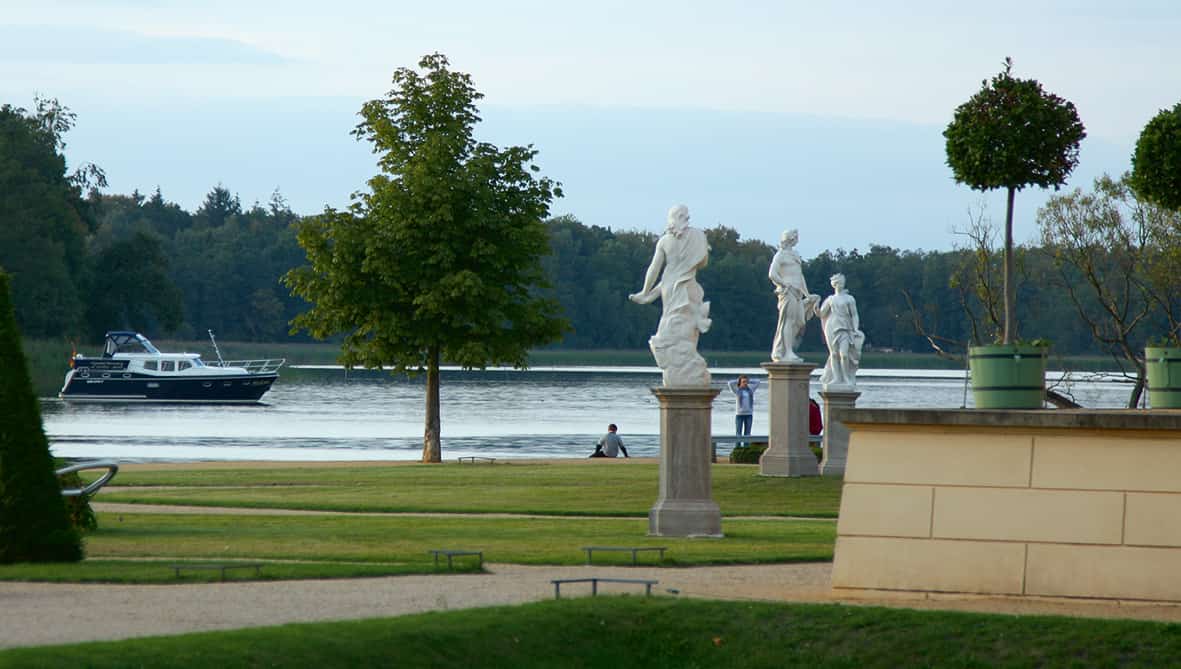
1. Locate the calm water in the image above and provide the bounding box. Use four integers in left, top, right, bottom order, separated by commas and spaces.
41, 366, 1140, 462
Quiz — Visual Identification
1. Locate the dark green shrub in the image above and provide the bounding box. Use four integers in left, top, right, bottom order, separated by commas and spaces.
729, 443, 822, 464
729, 443, 767, 464
0, 271, 83, 562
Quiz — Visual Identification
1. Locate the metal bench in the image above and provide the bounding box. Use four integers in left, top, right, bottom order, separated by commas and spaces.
552, 577, 658, 598
582, 546, 667, 565
429, 549, 484, 570
56, 460, 119, 497
456, 456, 496, 464
171, 563, 263, 580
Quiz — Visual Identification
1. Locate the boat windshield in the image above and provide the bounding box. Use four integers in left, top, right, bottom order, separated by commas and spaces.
103, 332, 161, 357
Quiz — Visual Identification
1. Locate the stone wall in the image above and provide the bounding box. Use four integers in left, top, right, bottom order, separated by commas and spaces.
831, 409, 1181, 603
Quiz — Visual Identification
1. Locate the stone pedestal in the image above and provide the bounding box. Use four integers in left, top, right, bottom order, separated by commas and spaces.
648, 386, 723, 537
819, 389, 859, 476
760, 362, 819, 477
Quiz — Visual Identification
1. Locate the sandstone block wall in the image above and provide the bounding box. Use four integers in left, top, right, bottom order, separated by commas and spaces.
831, 410, 1181, 603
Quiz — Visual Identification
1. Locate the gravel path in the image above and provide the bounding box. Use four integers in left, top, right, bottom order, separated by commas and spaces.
0, 562, 830, 649
7, 560, 1181, 650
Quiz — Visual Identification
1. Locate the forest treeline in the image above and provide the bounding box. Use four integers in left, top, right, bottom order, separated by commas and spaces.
1, 98, 1150, 358
1, 179, 1121, 356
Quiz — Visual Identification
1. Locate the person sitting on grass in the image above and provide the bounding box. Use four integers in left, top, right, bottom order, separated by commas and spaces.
596, 424, 629, 458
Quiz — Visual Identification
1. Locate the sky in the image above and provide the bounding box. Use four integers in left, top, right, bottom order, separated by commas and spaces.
4, 1, 1179, 257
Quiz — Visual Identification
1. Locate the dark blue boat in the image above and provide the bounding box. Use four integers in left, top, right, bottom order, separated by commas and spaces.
59, 331, 284, 403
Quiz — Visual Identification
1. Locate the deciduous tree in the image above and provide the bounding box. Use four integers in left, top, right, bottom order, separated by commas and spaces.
0, 98, 103, 337
84, 232, 183, 340
1038, 175, 1158, 406
284, 54, 567, 462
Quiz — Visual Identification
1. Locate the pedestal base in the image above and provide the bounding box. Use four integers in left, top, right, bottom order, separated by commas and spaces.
758, 450, 822, 477
648, 386, 723, 537
760, 361, 819, 477
649, 499, 721, 537
819, 389, 860, 477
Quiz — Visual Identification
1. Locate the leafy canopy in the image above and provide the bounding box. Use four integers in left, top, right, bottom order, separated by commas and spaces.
1130, 102, 1181, 212
284, 53, 568, 372
0, 99, 100, 336
944, 58, 1085, 345
944, 58, 1085, 193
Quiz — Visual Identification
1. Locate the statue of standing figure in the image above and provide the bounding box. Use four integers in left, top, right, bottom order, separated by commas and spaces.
814, 273, 866, 389
629, 205, 712, 386
768, 229, 819, 363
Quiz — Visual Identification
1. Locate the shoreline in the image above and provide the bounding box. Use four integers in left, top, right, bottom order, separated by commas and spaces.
109, 457, 666, 470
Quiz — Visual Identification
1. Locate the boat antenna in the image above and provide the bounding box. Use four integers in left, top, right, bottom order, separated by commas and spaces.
208, 329, 225, 366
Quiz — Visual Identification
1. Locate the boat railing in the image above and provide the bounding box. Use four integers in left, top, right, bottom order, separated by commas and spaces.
207, 358, 287, 374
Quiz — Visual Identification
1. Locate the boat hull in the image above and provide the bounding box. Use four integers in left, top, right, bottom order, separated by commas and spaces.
60, 372, 278, 403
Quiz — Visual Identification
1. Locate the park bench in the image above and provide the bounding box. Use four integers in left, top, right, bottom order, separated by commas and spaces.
429, 549, 484, 570
171, 563, 263, 580
710, 434, 822, 463
456, 456, 496, 464
551, 577, 658, 599
582, 546, 667, 565
56, 459, 119, 496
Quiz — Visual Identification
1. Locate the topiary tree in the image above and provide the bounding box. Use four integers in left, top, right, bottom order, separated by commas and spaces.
1130, 102, 1181, 212
0, 270, 83, 562
944, 58, 1086, 344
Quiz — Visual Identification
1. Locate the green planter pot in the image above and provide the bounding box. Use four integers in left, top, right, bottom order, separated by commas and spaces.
968, 344, 1048, 409
1146, 346, 1181, 409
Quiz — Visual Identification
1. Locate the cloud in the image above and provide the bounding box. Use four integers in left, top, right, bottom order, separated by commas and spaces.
0, 25, 288, 65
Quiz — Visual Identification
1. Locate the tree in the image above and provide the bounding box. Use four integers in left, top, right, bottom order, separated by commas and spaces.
0, 98, 103, 337
284, 54, 567, 463
1038, 175, 1157, 407
84, 232, 184, 340
0, 272, 83, 563
944, 58, 1086, 344
1130, 102, 1181, 212
195, 184, 241, 228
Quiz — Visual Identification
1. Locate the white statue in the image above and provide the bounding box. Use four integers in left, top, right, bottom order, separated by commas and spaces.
768, 229, 818, 363
629, 204, 712, 386
814, 272, 865, 389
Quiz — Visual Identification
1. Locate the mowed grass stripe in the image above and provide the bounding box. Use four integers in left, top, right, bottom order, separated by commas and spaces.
81, 512, 834, 566
97, 462, 843, 517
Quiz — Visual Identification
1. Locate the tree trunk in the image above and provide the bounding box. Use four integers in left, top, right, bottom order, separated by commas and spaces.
1128, 361, 1147, 409
1003, 186, 1016, 345
421, 345, 442, 463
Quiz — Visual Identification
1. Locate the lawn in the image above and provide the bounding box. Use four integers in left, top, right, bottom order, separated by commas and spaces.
97, 461, 844, 517
0, 462, 838, 583
4, 597, 1181, 668
78, 513, 833, 568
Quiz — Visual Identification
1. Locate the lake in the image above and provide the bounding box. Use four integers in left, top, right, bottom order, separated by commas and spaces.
41, 366, 1141, 462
